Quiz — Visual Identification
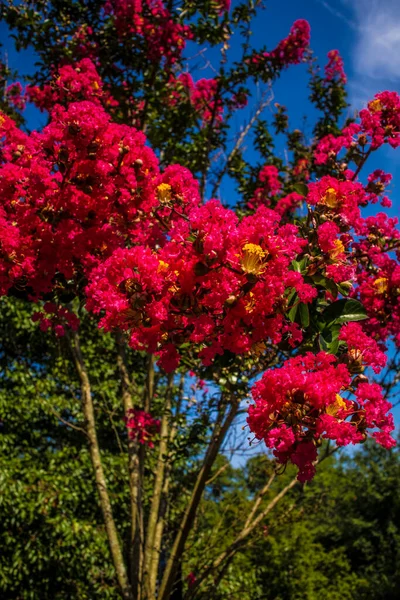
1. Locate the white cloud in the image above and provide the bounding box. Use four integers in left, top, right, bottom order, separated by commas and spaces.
347, 0, 400, 81
319, 0, 400, 107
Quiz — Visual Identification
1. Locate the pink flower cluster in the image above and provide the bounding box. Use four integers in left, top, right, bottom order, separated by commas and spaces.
177, 74, 223, 125
338, 322, 387, 374
103, 0, 192, 65
124, 408, 160, 447
360, 92, 400, 149
247, 20, 310, 71
315, 91, 400, 164
355, 254, 400, 346
264, 19, 310, 67
248, 351, 395, 482
292, 158, 310, 181
275, 192, 304, 218
32, 303, 80, 337
0, 78, 203, 301
70, 25, 99, 61
308, 175, 366, 227
324, 50, 347, 84
249, 165, 282, 209
248, 164, 305, 217
5, 82, 26, 111
27, 59, 117, 112
86, 201, 311, 371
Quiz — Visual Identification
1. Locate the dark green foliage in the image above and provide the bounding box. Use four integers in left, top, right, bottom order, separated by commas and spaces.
184, 443, 400, 600
0, 298, 133, 598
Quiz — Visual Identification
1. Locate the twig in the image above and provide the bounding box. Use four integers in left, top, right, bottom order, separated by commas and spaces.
211, 88, 274, 198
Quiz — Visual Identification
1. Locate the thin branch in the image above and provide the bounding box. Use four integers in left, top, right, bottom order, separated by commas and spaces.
46, 404, 88, 436
186, 476, 298, 600
351, 147, 373, 181
104, 404, 125, 454
243, 471, 276, 530
211, 89, 274, 198
147, 374, 186, 591
188, 445, 339, 598
205, 463, 230, 486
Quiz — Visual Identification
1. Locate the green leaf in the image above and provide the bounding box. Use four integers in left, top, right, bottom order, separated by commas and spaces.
287, 294, 299, 322
312, 274, 338, 297
299, 303, 310, 328
337, 281, 352, 297
318, 325, 341, 354
291, 259, 301, 272
291, 257, 308, 274
293, 182, 309, 197
322, 299, 368, 326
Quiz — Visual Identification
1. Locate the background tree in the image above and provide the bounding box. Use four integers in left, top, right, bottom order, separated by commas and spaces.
184, 441, 400, 600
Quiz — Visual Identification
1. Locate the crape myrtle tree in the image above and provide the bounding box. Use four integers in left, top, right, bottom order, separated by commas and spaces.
0, 0, 399, 599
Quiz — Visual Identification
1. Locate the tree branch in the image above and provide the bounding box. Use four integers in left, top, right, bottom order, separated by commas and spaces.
68, 330, 132, 600
147, 374, 185, 594
351, 146, 373, 181
186, 476, 298, 599
243, 471, 276, 530
116, 332, 143, 598
143, 373, 174, 599
187, 445, 340, 598
158, 393, 240, 600
46, 404, 88, 436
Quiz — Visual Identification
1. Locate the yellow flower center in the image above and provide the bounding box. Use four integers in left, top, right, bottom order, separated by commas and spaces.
328, 239, 345, 260
158, 260, 169, 272
326, 394, 347, 416
322, 187, 339, 208
157, 183, 172, 204
241, 243, 266, 275
373, 277, 389, 295
368, 99, 383, 113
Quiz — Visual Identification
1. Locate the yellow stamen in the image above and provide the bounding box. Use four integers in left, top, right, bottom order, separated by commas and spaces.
158, 260, 169, 272
157, 183, 172, 204
328, 239, 345, 260
326, 394, 347, 416
322, 187, 339, 208
245, 292, 256, 313
241, 243, 266, 275
373, 277, 389, 295
368, 99, 383, 113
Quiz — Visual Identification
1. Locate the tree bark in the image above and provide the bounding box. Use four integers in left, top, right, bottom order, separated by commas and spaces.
158, 394, 239, 600
69, 331, 132, 600
143, 374, 173, 599
116, 333, 143, 599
